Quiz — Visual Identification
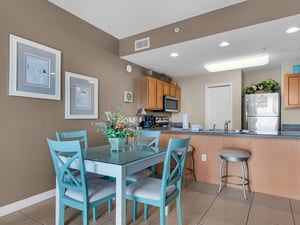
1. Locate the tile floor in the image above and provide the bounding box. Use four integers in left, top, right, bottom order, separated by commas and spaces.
1, 181, 300, 225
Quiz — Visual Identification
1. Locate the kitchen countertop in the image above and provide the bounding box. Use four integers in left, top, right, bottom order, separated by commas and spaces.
147, 127, 300, 139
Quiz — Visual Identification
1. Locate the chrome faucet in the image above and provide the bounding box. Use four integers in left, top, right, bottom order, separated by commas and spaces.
224, 120, 231, 133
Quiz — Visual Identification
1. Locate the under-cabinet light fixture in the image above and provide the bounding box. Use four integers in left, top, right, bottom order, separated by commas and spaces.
204, 54, 269, 72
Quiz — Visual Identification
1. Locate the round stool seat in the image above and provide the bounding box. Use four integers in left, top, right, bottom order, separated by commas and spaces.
219, 149, 250, 162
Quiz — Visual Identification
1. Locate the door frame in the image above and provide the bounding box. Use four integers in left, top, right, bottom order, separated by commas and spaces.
205, 82, 232, 129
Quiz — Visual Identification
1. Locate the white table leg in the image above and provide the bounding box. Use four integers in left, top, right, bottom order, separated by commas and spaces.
115, 167, 126, 225
55, 179, 59, 225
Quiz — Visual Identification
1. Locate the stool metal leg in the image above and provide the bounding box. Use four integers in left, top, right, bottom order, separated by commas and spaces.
245, 160, 251, 192
189, 151, 196, 181
218, 159, 225, 194
241, 161, 247, 200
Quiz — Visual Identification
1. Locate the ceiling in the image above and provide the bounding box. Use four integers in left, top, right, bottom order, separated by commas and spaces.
48, 0, 300, 78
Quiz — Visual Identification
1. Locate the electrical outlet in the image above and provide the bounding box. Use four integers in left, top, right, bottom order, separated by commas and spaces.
201, 154, 207, 162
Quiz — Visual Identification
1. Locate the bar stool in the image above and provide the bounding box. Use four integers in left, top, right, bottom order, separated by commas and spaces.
217, 148, 251, 200
174, 145, 196, 186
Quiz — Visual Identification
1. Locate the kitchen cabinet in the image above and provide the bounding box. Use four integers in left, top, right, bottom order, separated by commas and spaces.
175, 86, 181, 112
163, 82, 170, 96
138, 76, 181, 111
137, 76, 164, 110
284, 73, 300, 108
170, 83, 176, 97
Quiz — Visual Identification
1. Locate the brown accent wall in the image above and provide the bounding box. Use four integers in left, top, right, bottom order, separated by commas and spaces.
119, 0, 300, 56
0, 0, 144, 206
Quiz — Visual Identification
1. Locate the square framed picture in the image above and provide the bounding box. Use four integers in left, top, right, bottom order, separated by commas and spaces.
123, 91, 133, 103
9, 34, 61, 100
65, 71, 98, 119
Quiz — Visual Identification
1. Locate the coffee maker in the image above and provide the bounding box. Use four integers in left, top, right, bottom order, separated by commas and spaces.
142, 115, 154, 128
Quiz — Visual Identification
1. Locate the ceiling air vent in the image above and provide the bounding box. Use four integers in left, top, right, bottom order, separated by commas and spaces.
135, 37, 150, 51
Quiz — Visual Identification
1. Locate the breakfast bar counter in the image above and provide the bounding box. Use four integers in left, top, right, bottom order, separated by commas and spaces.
157, 127, 300, 139
154, 128, 300, 200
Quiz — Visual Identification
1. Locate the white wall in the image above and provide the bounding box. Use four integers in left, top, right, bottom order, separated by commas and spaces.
173, 69, 242, 130
243, 69, 281, 88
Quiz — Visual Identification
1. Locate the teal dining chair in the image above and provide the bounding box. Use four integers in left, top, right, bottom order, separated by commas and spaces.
126, 137, 191, 225
56, 130, 103, 180
46, 138, 116, 225
126, 130, 161, 183
56, 130, 88, 151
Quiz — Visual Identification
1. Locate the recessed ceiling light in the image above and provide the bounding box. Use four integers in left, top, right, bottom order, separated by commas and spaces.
170, 52, 179, 58
204, 54, 269, 72
219, 41, 230, 47
286, 26, 300, 34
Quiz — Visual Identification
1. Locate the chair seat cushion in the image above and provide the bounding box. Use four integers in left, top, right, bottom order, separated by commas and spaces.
126, 169, 152, 182
66, 178, 115, 203
126, 177, 176, 200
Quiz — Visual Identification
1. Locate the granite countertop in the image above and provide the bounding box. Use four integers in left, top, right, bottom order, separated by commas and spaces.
149, 127, 300, 139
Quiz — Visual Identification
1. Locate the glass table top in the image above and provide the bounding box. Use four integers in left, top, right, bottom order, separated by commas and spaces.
85, 144, 167, 165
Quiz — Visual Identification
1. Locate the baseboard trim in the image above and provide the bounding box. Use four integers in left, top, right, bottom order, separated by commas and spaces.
0, 189, 55, 217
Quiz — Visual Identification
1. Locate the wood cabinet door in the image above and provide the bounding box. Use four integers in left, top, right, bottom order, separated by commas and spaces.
156, 80, 164, 110
147, 77, 157, 109
163, 82, 170, 96
175, 86, 181, 112
170, 83, 176, 97
284, 74, 300, 108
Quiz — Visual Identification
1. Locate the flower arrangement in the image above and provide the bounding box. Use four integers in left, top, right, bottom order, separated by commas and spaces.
92, 106, 135, 138
242, 79, 280, 96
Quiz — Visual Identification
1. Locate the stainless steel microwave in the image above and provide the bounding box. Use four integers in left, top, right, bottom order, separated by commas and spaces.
163, 96, 179, 112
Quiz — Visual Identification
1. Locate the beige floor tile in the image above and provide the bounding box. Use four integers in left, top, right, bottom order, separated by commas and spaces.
188, 181, 219, 196
247, 193, 294, 225
291, 198, 300, 225
200, 188, 251, 225
21, 197, 55, 225
0, 212, 42, 225
180, 190, 217, 223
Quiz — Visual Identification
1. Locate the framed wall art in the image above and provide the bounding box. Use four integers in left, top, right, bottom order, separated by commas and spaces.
9, 34, 61, 100
65, 71, 98, 119
123, 91, 133, 103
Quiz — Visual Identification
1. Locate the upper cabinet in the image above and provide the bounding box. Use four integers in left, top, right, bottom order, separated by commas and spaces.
284, 73, 300, 108
163, 82, 170, 96
170, 83, 176, 97
137, 76, 163, 110
175, 86, 181, 112
137, 76, 181, 111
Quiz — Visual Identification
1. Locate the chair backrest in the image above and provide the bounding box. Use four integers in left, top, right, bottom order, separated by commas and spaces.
56, 130, 88, 151
161, 137, 191, 200
46, 138, 88, 203
135, 130, 161, 147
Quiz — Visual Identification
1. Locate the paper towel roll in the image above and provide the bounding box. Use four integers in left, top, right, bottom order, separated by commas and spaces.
182, 113, 189, 129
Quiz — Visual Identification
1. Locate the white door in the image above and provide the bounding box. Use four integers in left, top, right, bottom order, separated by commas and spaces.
205, 83, 232, 130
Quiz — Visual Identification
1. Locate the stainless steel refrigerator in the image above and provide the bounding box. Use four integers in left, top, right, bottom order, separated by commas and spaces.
243, 93, 280, 131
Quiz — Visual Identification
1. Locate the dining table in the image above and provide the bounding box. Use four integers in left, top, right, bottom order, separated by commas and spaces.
55, 144, 167, 225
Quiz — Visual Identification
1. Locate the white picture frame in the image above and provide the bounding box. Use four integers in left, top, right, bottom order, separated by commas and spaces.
9, 34, 61, 100
65, 71, 98, 119
123, 91, 133, 103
